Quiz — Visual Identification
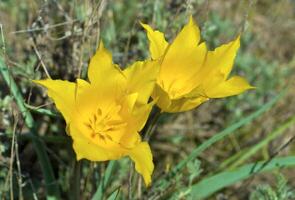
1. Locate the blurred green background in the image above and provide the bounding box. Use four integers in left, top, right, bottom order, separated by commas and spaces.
0, 0, 295, 199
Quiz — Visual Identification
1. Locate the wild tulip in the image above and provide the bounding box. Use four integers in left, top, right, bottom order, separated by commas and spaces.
34, 43, 159, 186
142, 16, 254, 113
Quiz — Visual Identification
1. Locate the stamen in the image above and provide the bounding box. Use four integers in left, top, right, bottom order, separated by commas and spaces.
84, 106, 126, 144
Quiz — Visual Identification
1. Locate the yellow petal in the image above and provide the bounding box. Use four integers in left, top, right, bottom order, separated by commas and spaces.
120, 93, 153, 131
162, 43, 207, 96
119, 94, 153, 147
120, 93, 139, 114
168, 96, 208, 113
88, 42, 126, 92
172, 15, 201, 47
203, 36, 240, 82
74, 79, 106, 116
73, 135, 123, 161
128, 142, 154, 186
152, 84, 171, 112
123, 60, 160, 104
159, 19, 206, 92
33, 79, 76, 124
141, 22, 168, 60
118, 93, 141, 147
206, 76, 254, 98
133, 102, 155, 131
152, 83, 209, 112
162, 15, 201, 66
119, 131, 141, 149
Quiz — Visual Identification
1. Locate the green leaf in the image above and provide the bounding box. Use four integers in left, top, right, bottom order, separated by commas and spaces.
228, 114, 295, 169
91, 161, 116, 200
0, 56, 61, 199
106, 188, 120, 200
24, 103, 60, 118
190, 156, 295, 199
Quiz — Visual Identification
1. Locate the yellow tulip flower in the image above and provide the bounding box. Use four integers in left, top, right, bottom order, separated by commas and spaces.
34, 43, 159, 186
142, 16, 254, 113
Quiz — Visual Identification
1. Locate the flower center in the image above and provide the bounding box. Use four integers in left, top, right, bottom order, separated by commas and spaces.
84, 106, 126, 143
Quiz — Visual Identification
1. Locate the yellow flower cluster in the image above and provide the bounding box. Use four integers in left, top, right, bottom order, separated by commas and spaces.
34, 16, 253, 186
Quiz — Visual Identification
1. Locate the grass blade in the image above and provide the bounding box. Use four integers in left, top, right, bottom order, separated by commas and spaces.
228, 114, 295, 169
24, 103, 60, 118
92, 161, 116, 200
167, 89, 287, 179
106, 188, 120, 200
190, 156, 295, 199
0, 57, 61, 199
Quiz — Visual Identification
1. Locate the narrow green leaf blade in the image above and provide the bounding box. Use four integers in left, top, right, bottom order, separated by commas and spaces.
92, 161, 116, 200
106, 188, 120, 200
168, 89, 287, 177
191, 156, 295, 199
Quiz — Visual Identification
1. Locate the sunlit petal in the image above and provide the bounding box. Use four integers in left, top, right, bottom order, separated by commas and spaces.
33, 79, 76, 123
123, 60, 160, 104
129, 142, 154, 186
141, 22, 168, 60
206, 76, 254, 98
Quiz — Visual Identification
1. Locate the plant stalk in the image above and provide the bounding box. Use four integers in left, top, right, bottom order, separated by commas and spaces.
0, 57, 61, 199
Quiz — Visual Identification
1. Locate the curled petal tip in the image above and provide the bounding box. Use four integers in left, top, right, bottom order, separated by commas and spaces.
188, 14, 194, 23
139, 21, 147, 27
32, 79, 39, 84
188, 14, 199, 27
236, 34, 241, 42
140, 22, 152, 32
76, 155, 82, 161
98, 41, 105, 51
32, 79, 52, 87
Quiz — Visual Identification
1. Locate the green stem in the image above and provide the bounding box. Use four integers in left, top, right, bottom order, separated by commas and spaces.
0, 57, 61, 199
143, 107, 162, 141
24, 103, 60, 118
69, 161, 81, 200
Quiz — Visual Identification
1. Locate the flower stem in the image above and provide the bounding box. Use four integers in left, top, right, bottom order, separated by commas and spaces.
69, 161, 81, 200
143, 106, 162, 141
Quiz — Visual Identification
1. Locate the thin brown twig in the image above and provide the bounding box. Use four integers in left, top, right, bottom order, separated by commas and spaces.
137, 175, 142, 199
52, 0, 72, 21
15, 129, 24, 200
128, 162, 134, 200
240, 0, 255, 33
27, 177, 38, 200
0, 24, 6, 53
10, 20, 78, 34
9, 113, 19, 200
83, 162, 94, 198
123, 22, 136, 65
31, 40, 51, 79
123, 0, 148, 65
95, 0, 107, 48
77, 0, 107, 78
